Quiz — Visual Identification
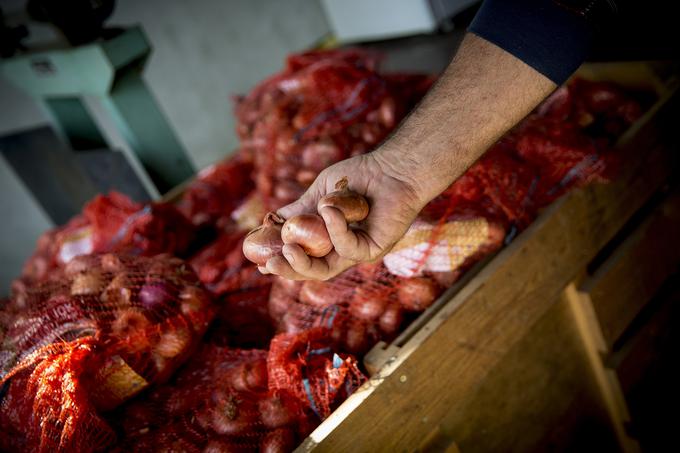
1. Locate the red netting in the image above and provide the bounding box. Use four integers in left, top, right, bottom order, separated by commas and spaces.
111, 336, 362, 452
234, 48, 434, 210
2, 48, 651, 453
0, 254, 215, 452
177, 156, 255, 228
13, 192, 197, 298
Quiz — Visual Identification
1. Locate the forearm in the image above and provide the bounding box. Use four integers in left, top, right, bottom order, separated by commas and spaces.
374, 33, 556, 206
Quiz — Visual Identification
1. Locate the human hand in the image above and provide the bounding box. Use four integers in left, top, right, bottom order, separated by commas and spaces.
261, 151, 426, 280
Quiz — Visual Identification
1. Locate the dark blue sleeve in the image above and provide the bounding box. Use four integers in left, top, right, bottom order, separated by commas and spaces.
468, 0, 593, 84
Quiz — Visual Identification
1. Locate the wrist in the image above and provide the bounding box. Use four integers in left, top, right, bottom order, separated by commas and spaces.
370, 146, 436, 210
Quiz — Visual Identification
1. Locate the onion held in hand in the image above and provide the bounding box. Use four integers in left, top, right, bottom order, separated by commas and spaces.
317, 177, 369, 223
281, 214, 332, 257
243, 212, 285, 265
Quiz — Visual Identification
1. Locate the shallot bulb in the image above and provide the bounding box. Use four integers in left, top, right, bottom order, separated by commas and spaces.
243, 212, 285, 265
397, 277, 440, 311
317, 177, 369, 223
281, 214, 332, 257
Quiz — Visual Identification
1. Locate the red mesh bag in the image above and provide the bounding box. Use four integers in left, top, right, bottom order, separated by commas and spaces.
0, 254, 215, 452
267, 327, 366, 420
12, 192, 196, 299
83, 192, 195, 257
114, 344, 320, 452
189, 227, 270, 296
234, 48, 433, 210
177, 155, 255, 227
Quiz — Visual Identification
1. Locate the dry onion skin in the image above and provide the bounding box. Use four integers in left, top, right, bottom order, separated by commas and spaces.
281, 214, 333, 257
242, 212, 285, 265
317, 177, 369, 223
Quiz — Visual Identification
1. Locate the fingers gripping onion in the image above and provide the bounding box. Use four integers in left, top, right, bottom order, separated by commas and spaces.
243, 212, 285, 265
317, 177, 369, 223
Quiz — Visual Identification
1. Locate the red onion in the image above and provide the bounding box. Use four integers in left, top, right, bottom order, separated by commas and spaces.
301, 141, 343, 172
379, 302, 404, 336
317, 177, 369, 223
299, 280, 344, 308
243, 212, 285, 266
70, 271, 103, 296
261, 428, 296, 453
154, 326, 191, 359
231, 359, 268, 392
138, 281, 176, 310
211, 391, 260, 435
259, 393, 299, 429
349, 287, 387, 322
281, 214, 332, 257
397, 277, 439, 311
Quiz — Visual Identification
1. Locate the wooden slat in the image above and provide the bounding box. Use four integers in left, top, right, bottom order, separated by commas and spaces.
298, 83, 680, 452
580, 189, 680, 349
565, 283, 639, 452
427, 290, 618, 452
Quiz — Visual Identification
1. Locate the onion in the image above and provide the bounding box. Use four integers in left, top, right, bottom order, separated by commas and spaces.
379, 302, 404, 336
273, 180, 305, 204
259, 393, 298, 429
349, 288, 387, 322
211, 392, 260, 435
379, 97, 397, 128
428, 271, 460, 289
231, 359, 268, 392
100, 253, 125, 273
275, 277, 301, 297
299, 280, 345, 308
317, 177, 369, 223
70, 271, 103, 296
268, 290, 294, 319
64, 256, 90, 275
296, 168, 318, 187
139, 281, 176, 310
179, 286, 211, 316
101, 273, 133, 307
397, 277, 439, 311
261, 428, 296, 453
301, 141, 342, 172
281, 214, 332, 257
203, 439, 242, 453
243, 212, 285, 266
344, 321, 369, 354
154, 325, 191, 359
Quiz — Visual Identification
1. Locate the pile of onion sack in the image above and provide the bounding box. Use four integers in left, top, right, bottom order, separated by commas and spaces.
112, 328, 364, 452
242, 76, 645, 357
233, 48, 434, 211
0, 254, 215, 452
1, 45, 648, 453
13, 192, 196, 299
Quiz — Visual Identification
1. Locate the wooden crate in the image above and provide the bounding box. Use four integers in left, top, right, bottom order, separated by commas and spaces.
295, 62, 680, 452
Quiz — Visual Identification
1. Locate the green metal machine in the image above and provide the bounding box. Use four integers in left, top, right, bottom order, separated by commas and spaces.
1, 26, 194, 193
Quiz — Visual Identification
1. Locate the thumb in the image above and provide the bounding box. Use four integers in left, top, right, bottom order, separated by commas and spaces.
277, 190, 318, 219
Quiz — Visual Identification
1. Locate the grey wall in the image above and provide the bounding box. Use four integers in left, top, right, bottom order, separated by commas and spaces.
0, 0, 330, 294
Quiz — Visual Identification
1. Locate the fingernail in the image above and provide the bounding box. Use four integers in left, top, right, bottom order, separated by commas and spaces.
284, 252, 295, 264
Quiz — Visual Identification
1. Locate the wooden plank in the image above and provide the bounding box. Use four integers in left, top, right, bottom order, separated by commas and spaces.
612, 281, 680, 451
565, 284, 639, 452
580, 189, 680, 349
426, 290, 618, 452
299, 82, 680, 452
